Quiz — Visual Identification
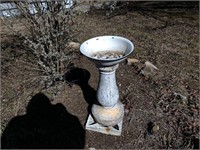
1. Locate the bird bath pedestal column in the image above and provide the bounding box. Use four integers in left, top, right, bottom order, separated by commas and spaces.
80, 36, 134, 136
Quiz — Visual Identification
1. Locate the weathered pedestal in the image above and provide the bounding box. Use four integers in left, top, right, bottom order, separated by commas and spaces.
86, 64, 124, 135
80, 36, 134, 136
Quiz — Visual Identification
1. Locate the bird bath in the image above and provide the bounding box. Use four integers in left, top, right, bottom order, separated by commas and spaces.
80, 36, 134, 136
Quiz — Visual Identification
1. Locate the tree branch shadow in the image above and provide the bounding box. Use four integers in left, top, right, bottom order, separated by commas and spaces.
1, 93, 85, 149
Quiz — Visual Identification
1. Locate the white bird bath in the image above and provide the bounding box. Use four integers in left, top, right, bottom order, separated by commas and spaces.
80, 36, 134, 136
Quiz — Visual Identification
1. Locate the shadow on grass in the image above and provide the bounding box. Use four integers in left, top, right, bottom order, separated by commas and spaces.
64, 67, 97, 113
1, 93, 85, 149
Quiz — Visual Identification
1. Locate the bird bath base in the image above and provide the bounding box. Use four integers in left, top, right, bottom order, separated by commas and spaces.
85, 114, 123, 136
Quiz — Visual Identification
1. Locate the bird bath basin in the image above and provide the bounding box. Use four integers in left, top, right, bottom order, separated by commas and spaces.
80, 36, 134, 136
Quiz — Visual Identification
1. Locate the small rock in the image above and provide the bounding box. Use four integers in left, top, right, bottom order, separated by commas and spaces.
145, 61, 158, 70
127, 58, 144, 73
67, 42, 80, 49
126, 58, 140, 65
152, 124, 159, 132
140, 61, 158, 78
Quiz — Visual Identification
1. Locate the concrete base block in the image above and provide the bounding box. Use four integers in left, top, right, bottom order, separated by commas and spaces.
85, 114, 123, 136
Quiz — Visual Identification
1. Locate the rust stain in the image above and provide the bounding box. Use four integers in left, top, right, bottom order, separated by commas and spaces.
105, 127, 110, 133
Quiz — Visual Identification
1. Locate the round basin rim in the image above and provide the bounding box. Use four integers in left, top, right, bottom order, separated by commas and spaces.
80, 35, 134, 61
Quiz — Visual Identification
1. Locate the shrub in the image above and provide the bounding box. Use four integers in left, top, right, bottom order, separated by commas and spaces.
1, 0, 77, 87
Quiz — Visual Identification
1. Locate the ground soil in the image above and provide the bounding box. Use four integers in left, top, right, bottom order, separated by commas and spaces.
1, 2, 199, 149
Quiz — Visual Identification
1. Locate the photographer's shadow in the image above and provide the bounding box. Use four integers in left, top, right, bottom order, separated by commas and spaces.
1, 93, 85, 149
